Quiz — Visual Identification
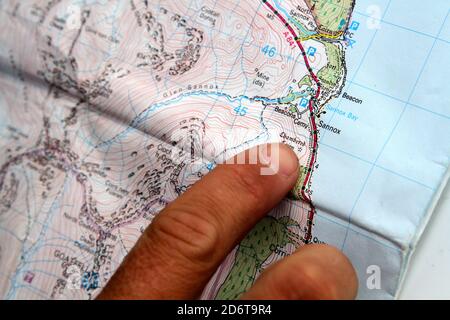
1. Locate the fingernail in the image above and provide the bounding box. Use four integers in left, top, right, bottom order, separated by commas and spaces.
261, 143, 299, 177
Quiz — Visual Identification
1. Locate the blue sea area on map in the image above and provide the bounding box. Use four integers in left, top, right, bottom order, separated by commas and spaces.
314, 0, 450, 249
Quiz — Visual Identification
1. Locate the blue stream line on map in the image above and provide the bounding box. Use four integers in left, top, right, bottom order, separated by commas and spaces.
96, 89, 309, 148
130, 91, 278, 128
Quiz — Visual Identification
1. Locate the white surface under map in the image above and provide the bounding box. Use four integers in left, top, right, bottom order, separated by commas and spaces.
0, 0, 449, 299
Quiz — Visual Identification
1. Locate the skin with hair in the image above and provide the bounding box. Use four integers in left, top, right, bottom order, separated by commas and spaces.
98, 144, 358, 300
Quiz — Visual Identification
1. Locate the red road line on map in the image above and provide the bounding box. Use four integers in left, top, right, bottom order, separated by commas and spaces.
263, 0, 320, 242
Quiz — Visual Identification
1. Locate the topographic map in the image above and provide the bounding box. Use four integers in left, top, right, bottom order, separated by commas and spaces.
0, 0, 449, 300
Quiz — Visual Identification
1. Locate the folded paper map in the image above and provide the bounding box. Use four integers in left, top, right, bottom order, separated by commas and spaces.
0, 0, 449, 299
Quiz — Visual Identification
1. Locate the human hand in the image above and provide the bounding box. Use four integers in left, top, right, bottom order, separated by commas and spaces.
98, 144, 357, 300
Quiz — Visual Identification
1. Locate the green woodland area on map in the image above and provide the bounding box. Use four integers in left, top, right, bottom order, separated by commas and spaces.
317, 40, 344, 89
216, 216, 301, 299
308, 0, 355, 34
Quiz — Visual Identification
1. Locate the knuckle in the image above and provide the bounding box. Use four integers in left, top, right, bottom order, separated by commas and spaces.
149, 206, 221, 265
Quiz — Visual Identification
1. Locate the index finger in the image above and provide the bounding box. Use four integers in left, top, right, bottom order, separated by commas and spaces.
98, 143, 299, 299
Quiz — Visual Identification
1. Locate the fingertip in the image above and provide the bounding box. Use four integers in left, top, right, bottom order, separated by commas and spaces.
242, 243, 358, 300
271, 143, 299, 178
221, 142, 300, 197
297, 244, 358, 299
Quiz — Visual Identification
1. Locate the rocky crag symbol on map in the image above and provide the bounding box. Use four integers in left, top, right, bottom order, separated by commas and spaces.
0, 95, 212, 299
0, 170, 18, 216
136, 3, 204, 81
0, 3, 134, 298
38, 35, 130, 124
